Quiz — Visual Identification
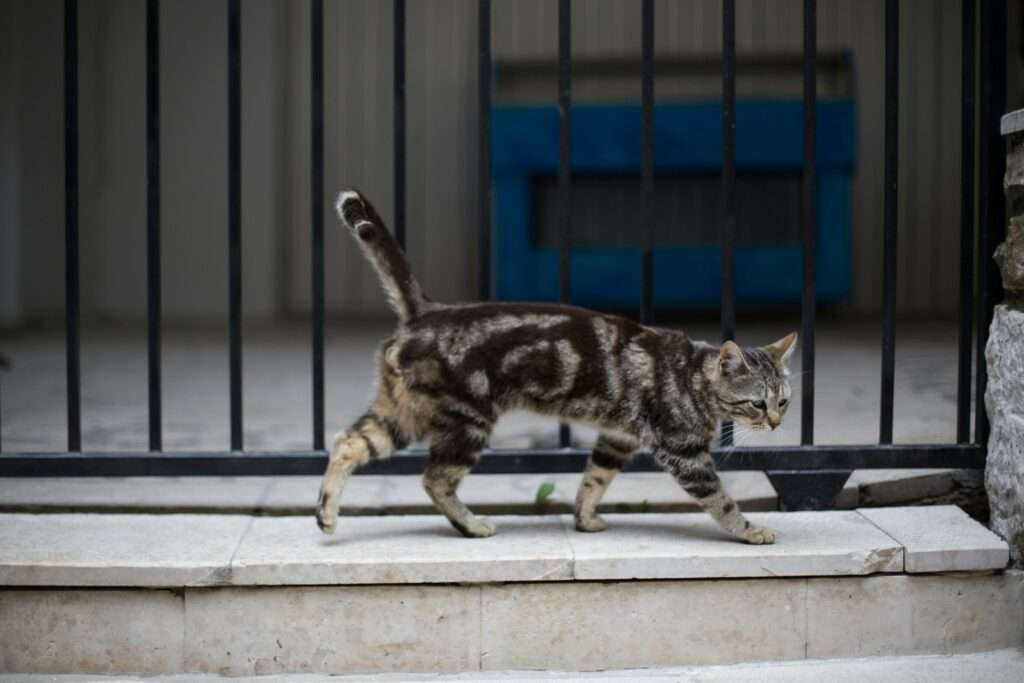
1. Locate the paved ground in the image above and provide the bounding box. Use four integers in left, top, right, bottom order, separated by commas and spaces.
3, 649, 1022, 682
0, 318, 970, 453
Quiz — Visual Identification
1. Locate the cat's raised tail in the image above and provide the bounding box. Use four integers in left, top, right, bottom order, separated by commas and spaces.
334, 189, 429, 324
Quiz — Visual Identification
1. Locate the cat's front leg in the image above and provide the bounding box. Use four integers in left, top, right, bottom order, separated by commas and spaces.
654, 442, 776, 545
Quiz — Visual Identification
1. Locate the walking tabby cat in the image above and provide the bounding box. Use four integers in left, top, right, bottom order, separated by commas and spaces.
317, 189, 796, 544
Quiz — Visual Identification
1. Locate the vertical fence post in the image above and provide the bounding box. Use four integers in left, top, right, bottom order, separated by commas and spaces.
478, 0, 492, 302
146, 0, 162, 452
720, 0, 736, 447
956, 0, 976, 444
975, 0, 1007, 445
558, 0, 572, 448
394, 0, 406, 250
800, 0, 817, 446
228, 0, 243, 451
311, 0, 325, 451
64, 0, 81, 452
640, 0, 654, 326
765, 0, 850, 511
879, 0, 899, 445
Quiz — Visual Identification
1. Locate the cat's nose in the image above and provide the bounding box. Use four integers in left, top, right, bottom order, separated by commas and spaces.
768, 413, 781, 429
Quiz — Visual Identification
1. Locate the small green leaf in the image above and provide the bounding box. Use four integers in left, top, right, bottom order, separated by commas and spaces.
534, 481, 556, 509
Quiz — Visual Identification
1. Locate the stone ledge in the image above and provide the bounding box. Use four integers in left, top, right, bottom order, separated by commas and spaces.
0, 507, 1007, 588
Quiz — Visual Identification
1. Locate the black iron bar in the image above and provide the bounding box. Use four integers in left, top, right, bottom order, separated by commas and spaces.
558, 0, 572, 449
800, 0, 817, 445
975, 0, 1007, 445
0, 444, 987, 477
879, 0, 898, 445
478, 0, 492, 301
64, 0, 81, 452
146, 0, 162, 452
311, 0, 325, 451
394, 0, 406, 249
640, 0, 654, 325
956, 0, 975, 444
720, 0, 736, 447
228, 0, 243, 451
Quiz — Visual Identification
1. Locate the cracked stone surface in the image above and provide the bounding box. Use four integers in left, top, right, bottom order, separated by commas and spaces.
859, 505, 1008, 573
985, 305, 1024, 565
565, 511, 903, 579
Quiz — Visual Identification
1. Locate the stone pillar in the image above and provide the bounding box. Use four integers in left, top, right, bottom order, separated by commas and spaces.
985, 111, 1024, 565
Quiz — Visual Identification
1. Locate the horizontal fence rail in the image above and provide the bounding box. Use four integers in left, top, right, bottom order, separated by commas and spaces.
0, 0, 1008, 511
0, 445, 987, 478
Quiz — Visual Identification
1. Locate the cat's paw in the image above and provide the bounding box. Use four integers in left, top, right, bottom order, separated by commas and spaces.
739, 524, 776, 545
316, 493, 337, 535
316, 512, 336, 535
575, 515, 609, 533
455, 515, 497, 538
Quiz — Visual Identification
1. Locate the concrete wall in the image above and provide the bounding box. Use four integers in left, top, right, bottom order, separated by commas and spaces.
0, 0, 1007, 324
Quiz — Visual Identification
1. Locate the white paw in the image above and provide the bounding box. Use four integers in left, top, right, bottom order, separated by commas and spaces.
575, 515, 609, 533
739, 524, 776, 545
334, 189, 362, 222
459, 516, 497, 538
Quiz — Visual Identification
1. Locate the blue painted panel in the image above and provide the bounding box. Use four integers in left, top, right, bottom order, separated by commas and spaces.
493, 100, 855, 308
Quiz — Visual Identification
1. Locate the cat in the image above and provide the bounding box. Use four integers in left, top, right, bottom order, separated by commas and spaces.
316, 189, 796, 544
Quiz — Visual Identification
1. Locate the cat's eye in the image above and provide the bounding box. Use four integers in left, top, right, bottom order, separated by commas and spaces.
752, 400, 766, 410
779, 398, 789, 408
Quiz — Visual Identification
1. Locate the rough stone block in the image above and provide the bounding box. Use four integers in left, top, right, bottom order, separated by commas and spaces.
985, 305, 1024, 564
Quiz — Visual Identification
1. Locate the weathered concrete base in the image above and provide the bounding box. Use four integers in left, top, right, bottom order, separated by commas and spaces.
0, 573, 1021, 676
985, 305, 1024, 565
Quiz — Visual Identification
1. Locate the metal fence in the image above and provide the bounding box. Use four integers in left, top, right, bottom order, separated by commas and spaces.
0, 0, 1009, 510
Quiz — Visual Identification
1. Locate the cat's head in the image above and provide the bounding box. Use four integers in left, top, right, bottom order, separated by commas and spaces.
709, 333, 797, 431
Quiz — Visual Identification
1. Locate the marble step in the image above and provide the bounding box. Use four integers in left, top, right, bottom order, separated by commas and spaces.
0, 507, 1016, 676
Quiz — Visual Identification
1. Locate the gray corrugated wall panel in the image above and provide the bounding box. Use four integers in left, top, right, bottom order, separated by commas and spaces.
5, 0, 966, 322
283, 0, 964, 318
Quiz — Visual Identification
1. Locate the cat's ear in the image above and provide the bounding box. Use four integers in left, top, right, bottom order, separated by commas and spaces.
764, 332, 798, 365
718, 341, 749, 376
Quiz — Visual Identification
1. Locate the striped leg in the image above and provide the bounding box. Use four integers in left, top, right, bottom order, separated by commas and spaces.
574, 432, 639, 532
423, 426, 495, 538
655, 446, 775, 544
316, 407, 407, 535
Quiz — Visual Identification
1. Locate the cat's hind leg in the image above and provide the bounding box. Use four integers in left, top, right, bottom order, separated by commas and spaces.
574, 432, 639, 532
316, 406, 408, 535
423, 424, 495, 538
